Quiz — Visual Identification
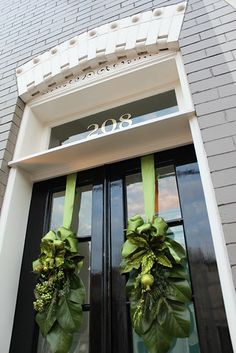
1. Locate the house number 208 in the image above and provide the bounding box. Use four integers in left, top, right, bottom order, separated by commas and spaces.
87, 113, 133, 138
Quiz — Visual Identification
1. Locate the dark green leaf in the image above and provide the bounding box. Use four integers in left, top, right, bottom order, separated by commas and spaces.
156, 254, 172, 268
166, 238, 186, 263
166, 266, 188, 280
121, 239, 138, 258
162, 299, 191, 337
57, 296, 83, 333
141, 253, 154, 274
46, 323, 73, 353
167, 279, 192, 303
68, 285, 85, 304
131, 294, 154, 335
151, 298, 167, 326
142, 320, 172, 353
36, 296, 57, 336
69, 273, 83, 289
120, 257, 141, 273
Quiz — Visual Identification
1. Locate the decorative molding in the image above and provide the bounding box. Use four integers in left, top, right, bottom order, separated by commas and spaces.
42, 53, 153, 96
16, 2, 186, 102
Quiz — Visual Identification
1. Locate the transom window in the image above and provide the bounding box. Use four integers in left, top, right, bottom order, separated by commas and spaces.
49, 90, 178, 148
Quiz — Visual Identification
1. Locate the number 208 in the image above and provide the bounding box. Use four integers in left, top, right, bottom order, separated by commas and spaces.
87, 113, 132, 138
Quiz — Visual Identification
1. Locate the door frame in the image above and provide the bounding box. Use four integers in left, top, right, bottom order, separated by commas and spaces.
9, 145, 232, 353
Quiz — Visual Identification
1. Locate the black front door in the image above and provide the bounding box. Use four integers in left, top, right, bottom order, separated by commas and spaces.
10, 145, 232, 353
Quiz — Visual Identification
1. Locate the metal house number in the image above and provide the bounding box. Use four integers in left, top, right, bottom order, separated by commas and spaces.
86, 113, 133, 138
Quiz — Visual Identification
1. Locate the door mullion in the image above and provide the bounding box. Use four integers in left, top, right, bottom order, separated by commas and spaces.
110, 177, 132, 353
105, 176, 112, 353
90, 180, 105, 353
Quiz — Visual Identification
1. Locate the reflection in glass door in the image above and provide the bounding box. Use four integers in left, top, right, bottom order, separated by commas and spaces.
10, 145, 232, 353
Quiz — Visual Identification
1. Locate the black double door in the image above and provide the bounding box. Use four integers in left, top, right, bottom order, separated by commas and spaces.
10, 145, 232, 353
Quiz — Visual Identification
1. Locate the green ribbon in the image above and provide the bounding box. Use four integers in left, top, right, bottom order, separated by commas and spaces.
141, 155, 156, 222
63, 173, 77, 229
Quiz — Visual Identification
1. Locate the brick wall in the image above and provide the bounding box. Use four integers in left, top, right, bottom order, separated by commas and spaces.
179, 0, 236, 286
0, 0, 236, 284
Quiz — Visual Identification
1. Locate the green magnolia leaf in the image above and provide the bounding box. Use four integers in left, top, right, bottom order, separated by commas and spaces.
132, 299, 145, 336
150, 298, 167, 326
166, 238, 186, 263
69, 285, 85, 304
68, 254, 84, 265
46, 323, 73, 353
126, 276, 136, 297
57, 296, 83, 333
130, 249, 147, 260
162, 299, 191, 338
131, 294, 154, 335
122, 239, 138, 258
166, 266, 188, 280
36, 296, 57, 336
141, 253, 154, 275
142, 320, 172, 353
126, 215, 144, 235
167, 280, 192, 303
120, 258, 141, 273
69, 273, 83, 289
152, 217, 168, 237
156, 254, 172, 268
120, 249, 147, 273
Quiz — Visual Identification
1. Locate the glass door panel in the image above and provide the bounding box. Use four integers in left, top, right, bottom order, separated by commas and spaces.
126, 165, 181, 221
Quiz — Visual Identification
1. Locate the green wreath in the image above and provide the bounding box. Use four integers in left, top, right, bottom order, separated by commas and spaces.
120, 155, 192, 353
33, 174, 85, 353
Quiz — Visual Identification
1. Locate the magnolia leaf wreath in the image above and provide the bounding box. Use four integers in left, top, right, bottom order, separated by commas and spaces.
120, 155, 192, 353
32, 174, 85, 353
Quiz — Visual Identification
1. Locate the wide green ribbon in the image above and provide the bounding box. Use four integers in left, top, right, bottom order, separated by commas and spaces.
141, 155, 156, 222
63, 173, 77, 229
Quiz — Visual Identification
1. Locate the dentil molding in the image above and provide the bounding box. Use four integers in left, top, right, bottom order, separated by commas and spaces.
16, 2, 186, 102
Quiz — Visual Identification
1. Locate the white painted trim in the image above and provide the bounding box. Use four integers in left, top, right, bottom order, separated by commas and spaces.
189, 116, 236, 352
0, 168, 33, 353
15, 2, 187, 102
9, 111, 193, 181
224, 0, 236, 9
